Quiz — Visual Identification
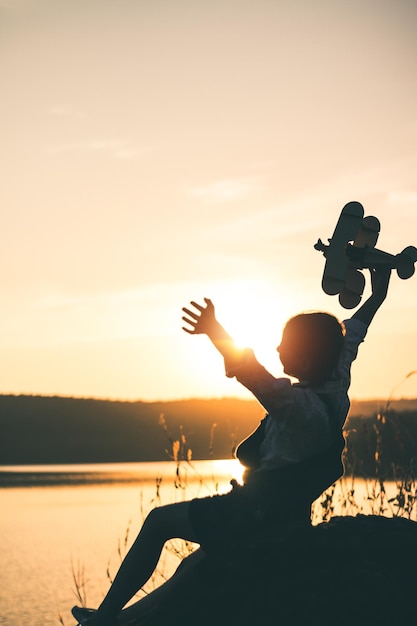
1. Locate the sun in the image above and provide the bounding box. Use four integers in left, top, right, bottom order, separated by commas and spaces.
210, 278, 298, 373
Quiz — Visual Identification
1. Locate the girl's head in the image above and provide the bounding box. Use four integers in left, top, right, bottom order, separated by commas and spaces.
277, 312, 344, 384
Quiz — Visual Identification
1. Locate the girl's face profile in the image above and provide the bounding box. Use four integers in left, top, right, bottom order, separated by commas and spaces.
277, 330, 298, 377
277, 324, 311, 381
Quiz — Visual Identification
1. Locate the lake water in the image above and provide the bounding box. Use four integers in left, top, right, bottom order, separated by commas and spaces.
0, 461, 409, 626
0, 460, 242, 626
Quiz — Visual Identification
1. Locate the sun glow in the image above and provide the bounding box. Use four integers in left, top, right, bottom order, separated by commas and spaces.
209, 279, 300, 374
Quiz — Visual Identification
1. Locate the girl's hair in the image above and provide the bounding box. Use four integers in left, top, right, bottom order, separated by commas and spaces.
283, 312, 344, 384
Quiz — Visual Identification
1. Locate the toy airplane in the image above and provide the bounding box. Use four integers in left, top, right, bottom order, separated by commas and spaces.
314, 201, 417, 309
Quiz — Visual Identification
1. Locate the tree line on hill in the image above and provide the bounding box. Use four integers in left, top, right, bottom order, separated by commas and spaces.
0, 394, 416, 478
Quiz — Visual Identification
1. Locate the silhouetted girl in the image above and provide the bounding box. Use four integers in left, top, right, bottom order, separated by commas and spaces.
72, 267, 391, 626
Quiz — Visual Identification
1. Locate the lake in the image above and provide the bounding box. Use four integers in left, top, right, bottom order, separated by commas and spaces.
0, 460, 242, 626
0, 461, 408, 626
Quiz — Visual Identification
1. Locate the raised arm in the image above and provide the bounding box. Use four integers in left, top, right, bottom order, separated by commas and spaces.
352, 266, 392, 328
182, 298, 241, 361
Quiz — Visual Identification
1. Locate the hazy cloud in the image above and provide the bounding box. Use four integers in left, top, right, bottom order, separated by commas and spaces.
387, 191, 417, 205
47, 105, 86, 119
187, 176, 260, 202
46, 139, 154, 160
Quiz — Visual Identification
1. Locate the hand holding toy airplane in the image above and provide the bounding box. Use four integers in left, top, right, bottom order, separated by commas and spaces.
314, 201, 417, 309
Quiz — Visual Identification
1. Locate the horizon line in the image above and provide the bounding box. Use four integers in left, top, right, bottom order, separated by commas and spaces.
1, 392, 417, 404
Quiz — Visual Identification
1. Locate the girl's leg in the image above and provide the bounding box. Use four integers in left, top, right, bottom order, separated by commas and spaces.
95, 501, 198, 622
118, 549, 205, 625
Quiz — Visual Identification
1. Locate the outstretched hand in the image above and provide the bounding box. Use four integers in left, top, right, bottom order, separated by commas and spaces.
182, 298, 216, 335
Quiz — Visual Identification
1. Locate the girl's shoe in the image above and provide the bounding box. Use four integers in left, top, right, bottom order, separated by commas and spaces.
71, 606, 117, 626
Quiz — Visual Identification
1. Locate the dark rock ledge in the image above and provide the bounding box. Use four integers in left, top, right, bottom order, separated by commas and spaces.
128, 515, 417, 626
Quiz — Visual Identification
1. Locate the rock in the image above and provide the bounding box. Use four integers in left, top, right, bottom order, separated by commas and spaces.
127, 515, 417, 626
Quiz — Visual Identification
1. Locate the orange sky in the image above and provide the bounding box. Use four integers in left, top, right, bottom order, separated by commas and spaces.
1, 0, 416, 402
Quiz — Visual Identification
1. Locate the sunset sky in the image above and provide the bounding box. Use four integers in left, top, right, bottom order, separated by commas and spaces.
1, 0, 416, 403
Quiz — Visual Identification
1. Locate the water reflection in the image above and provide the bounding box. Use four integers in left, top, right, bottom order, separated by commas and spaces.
0, 459, 243, 487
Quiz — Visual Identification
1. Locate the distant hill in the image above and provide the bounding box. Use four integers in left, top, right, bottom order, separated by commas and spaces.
0, 395, 264, 465
1, 394, 416, 476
